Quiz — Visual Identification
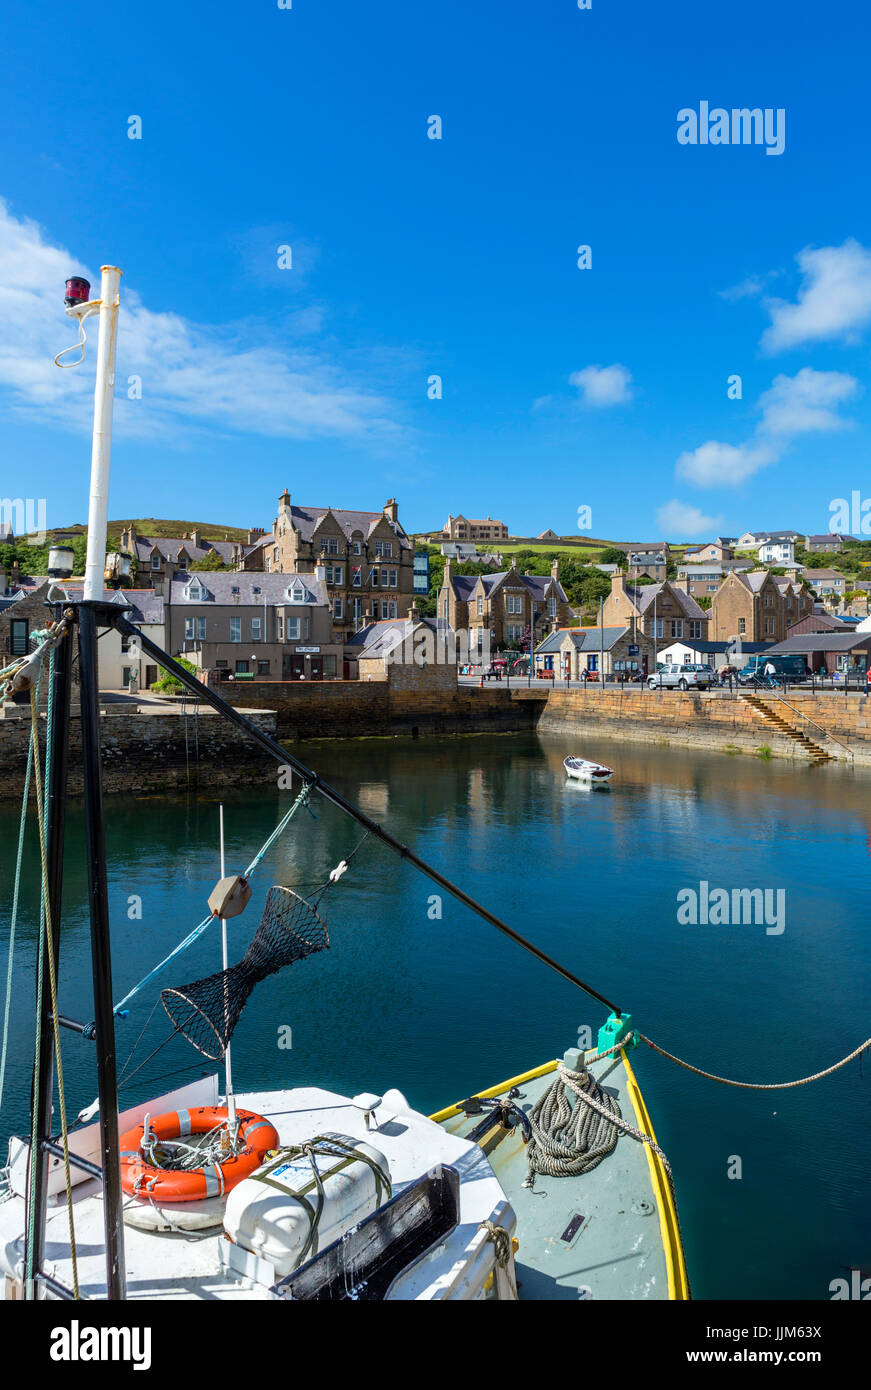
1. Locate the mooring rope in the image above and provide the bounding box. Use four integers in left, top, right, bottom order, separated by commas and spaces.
638, 1032, 871, 1090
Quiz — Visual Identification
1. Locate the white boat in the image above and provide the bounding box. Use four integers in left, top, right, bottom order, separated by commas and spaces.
564, 756, 613, 783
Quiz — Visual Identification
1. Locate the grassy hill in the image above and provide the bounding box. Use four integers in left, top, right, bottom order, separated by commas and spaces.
47, 518, 248, 542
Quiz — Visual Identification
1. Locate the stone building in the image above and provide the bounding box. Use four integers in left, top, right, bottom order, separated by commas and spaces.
438, 558, 571, 654
442, 514, 509, 543
241, 491, 415, 643
167, 571, 341, 681
534, 625, 655, 680
120, 525, 243, 590
602, 574, 708, 645
709, 569, 813, 644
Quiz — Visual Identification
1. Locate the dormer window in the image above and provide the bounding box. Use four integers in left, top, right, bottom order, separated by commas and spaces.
185, 579, 207, 601
151, 553, 161, 569
287, 581, 308, 604
231, 585, 240, 595
253, 586, 261, 594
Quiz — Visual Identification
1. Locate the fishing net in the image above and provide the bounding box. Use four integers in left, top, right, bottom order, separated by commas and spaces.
161, 886, 329, 1059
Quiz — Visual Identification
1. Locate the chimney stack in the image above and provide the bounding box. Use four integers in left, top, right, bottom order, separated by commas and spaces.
384, 498, 398, 524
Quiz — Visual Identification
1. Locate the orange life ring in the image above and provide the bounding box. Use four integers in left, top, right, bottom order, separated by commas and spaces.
119, 1106, 278, 1202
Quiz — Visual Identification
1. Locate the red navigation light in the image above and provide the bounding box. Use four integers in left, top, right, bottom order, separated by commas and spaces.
64, 276, 91, 307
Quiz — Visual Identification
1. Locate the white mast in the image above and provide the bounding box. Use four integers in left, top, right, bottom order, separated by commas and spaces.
83, 266, 122, 602
219, 805, 237, 1137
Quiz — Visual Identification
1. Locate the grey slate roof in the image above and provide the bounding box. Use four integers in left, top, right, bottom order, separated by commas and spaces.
346, 617, 440, 657
58, 585, 165, 624
450, 569, 567, 603
767, 633, 871, 653
168, 571, 328, 606
135, 536, 239, 566
288, 505, 411, 550
536, 626, 629, 654
629, 582, 706, 621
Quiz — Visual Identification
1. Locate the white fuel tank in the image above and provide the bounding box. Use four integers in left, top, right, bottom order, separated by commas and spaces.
223, 1132, 391, 1279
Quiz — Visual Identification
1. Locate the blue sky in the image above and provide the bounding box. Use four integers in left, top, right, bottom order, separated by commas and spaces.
1, 0, 870, 542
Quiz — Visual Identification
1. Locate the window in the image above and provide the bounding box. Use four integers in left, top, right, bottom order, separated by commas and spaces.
352, 540, 362, 555
381, 568, 389, 587
264, 558, 271, 573
252, 618, 262, 642
370, 568, 379, 587
287, 617, 301, 640
765, 618, 774, 635
277, 615, 284, 640
548, 596, 557, 617
389, 600, 397, 618
650, 618, 663, 639
389, 569, 398, 588
325, 565, 343, 585
235, 660, 249, 674
738, 618, 746, 634
477, 596, 483, 616
253, 586, 261, 595
9, 620, 28, 656
273, 547, 279, 564
670, 620, 684, 638
320, 537, 339, 554
257, 660, 270, 675
507, 595, 523, 615
333, 597, 343, 619
764, 593, 773, 608
151, 553, 161, 570
353, 597, 362, 622
376, 541, 393, 558
230, 617, 241, 643
689, 620, 702, 640
352, 566, 362, 588
184, 617, 206, 641
215, 659, 227, 669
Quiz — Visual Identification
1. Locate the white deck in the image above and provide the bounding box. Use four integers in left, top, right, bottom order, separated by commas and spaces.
0, 1084, 512, 1301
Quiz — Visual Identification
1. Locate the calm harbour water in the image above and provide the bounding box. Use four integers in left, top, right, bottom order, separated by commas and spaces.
1, 730, 869, 1300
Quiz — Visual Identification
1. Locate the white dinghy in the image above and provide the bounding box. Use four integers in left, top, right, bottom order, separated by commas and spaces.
564, 756, 613, 783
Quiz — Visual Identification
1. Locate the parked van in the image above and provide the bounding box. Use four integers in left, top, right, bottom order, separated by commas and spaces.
737, 654, 807, 684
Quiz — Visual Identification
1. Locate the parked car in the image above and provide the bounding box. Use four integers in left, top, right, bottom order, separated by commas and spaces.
647, 662, 715, 691
736, 654, 807, 685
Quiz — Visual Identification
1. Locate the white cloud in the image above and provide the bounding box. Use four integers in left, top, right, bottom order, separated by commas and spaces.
761, 239, 871, 353
676, 367, 859, 489
656, 500, 723, 537
0, 198, 404, 445
569, 363, 633, 407
718, 275, 765, 302
757, 367, 859, 437
676, 440, 777, 488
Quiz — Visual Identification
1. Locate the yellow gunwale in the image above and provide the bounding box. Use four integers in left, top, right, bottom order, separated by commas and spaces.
429, 1059, 560, 1124
431, 1048, 690, 1302
621, 1046, 691, 1300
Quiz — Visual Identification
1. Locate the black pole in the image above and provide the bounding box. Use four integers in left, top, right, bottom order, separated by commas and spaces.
78, 602, 126, 1299
26, 602, 72, 1299
113, 615, 621, 1016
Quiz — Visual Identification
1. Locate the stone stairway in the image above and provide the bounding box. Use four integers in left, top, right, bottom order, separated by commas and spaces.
739, 693, 833, 763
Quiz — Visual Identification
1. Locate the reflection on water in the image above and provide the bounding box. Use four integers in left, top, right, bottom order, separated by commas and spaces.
1, 731, 869, 1300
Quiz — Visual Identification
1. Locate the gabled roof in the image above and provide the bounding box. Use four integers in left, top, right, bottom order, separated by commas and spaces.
536, 625, 629, 653
135, 536, 239, 566
627, 581, 706, 621
447, 568, 567, 603
168, 572, 327, 606
346, 617, 442, 658
285, 505, 411, 550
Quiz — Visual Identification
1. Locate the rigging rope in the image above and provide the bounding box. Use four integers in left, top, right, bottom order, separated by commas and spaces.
25, 655, 80, 1298
111, 782, 314, 1017
0, 670, 37, 1109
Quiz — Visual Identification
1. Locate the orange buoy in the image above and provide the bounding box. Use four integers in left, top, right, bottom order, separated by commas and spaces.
119, 1106, 278, 1202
